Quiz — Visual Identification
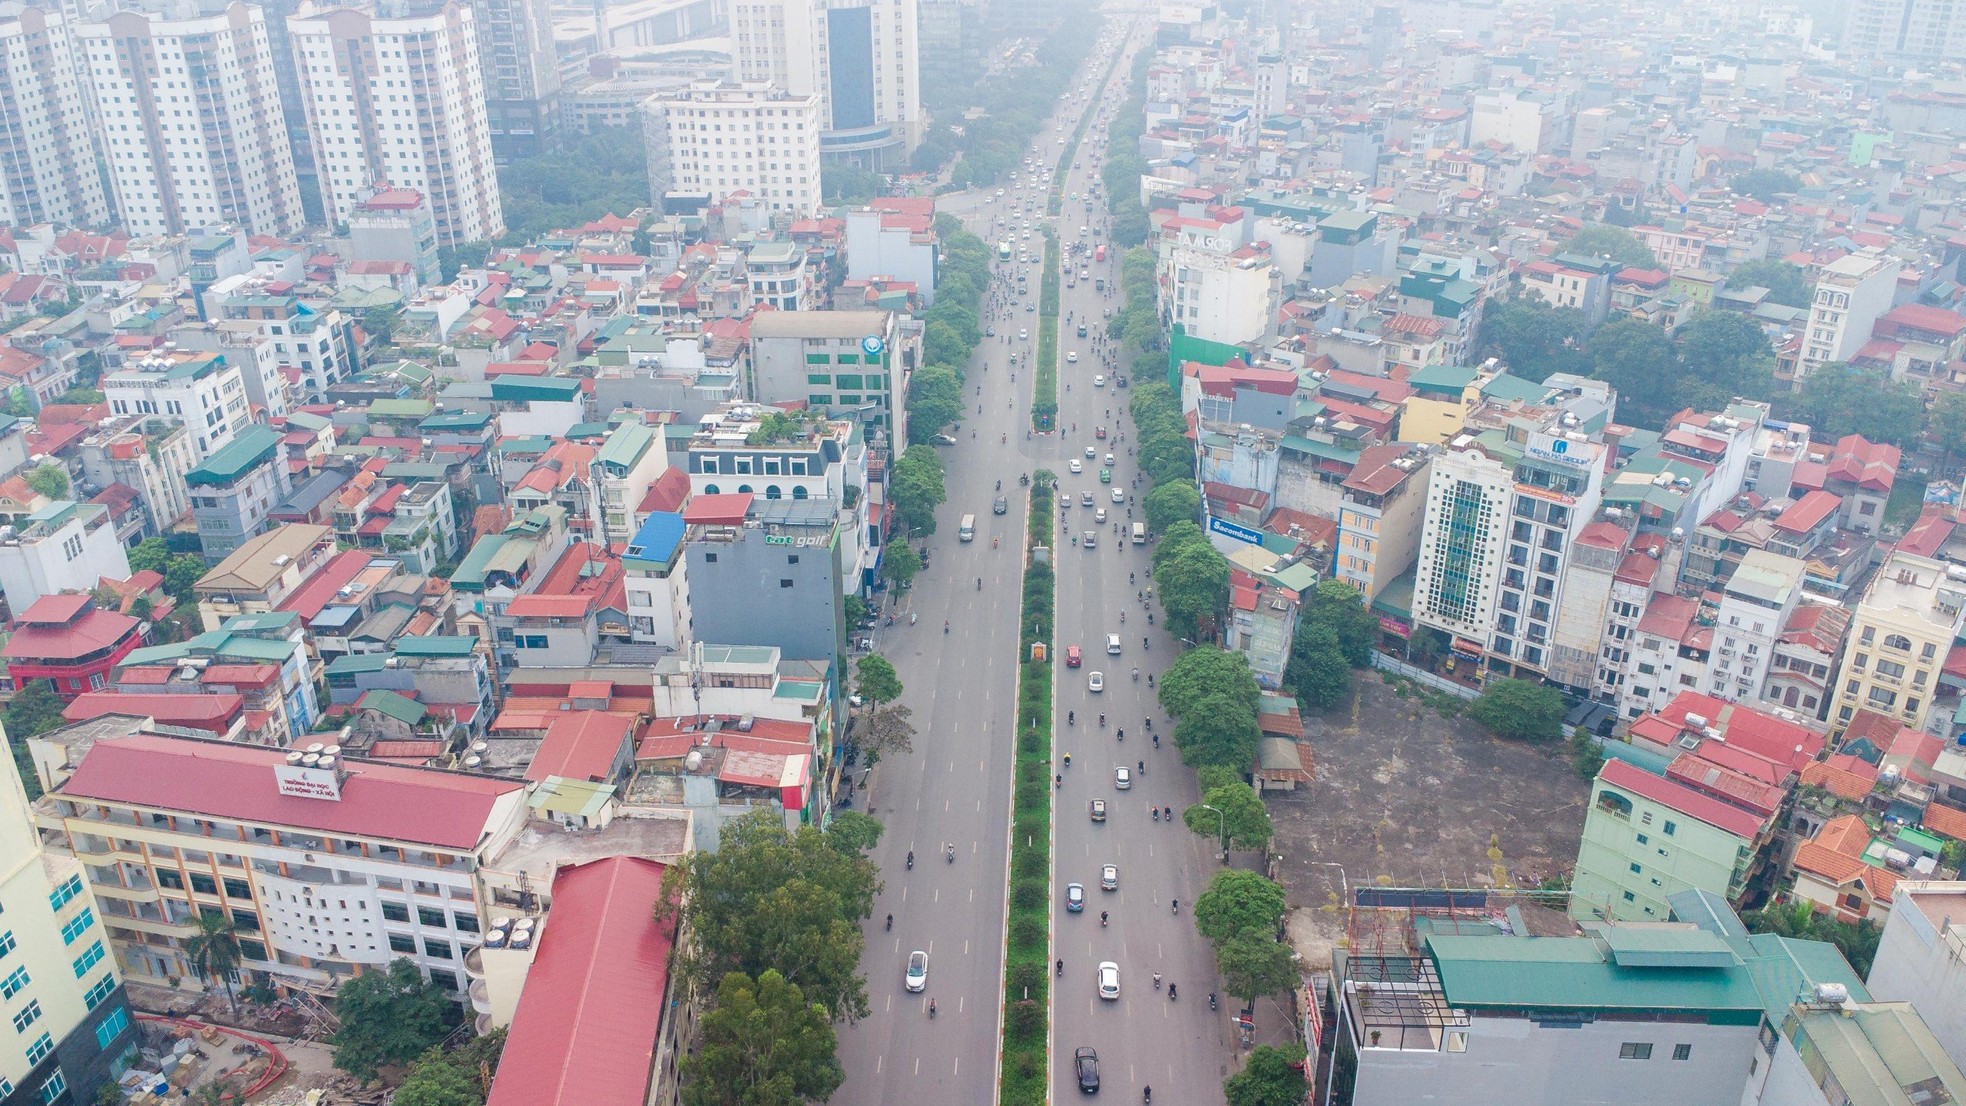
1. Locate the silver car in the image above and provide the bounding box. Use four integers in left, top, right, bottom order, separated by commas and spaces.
905, 950, 928, 992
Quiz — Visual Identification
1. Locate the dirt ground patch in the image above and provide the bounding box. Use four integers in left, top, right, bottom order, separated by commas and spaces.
1270, 674, 1589, 970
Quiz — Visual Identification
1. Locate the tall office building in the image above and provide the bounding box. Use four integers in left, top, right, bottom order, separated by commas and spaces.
76, 1, 306, 236
730, 0, 919, 167
0, 726, 138, 1106
642, 79, 822, 214
290, 1, 505, 247
474, 0, 561, 159
0, 6, 112, 229
1844, 0, 1966, 62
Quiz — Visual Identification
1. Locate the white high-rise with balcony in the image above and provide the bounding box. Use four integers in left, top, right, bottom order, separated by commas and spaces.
729, 0, 919, 165
0, 7, 112, 229
642, 79, 822, 214
75, 2, 306, 236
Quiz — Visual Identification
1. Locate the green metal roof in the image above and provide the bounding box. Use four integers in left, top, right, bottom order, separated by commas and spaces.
1428, 935, 1767, 1016
1589, 924, 1739, 969
1281, 435, 1362, 463
490, 377, 582, 403
327, 653, 391, 675
1406, 363, 1479, 397
392, 636, 478, 658
419, 410, 493, 431
450, 534, 514, 590
1478, 373, 1546, 404
596, 422, 657, 468
367, 399, 434, 419
359, 689, 427, 725
185, 425, 283, 487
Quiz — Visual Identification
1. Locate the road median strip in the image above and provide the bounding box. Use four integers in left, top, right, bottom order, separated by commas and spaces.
997, 469, 1056, 1106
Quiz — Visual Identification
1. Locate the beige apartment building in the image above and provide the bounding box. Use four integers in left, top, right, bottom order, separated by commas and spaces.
1831, 550, 1966, 736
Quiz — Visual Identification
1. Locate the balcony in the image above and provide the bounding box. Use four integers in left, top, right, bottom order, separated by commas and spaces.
470, 977, 493, 1014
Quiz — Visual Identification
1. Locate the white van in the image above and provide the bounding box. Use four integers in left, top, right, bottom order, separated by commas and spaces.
1131, 523, 1146, 545
959, 514, 976, 542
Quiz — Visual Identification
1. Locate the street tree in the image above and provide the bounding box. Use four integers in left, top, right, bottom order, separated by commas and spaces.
24, 462, 68, 500
185, 912, 243, 1014
859, 702, 917, 759
1790, 363, 1925, 447
1223, 1045, 1311, 1106
1143, 481, 1200, 534
657, 810, 879, 1023
1216, 931, 1299, 1007
1284, 625, 1351, 712
1193, 869, 1287, 945
1190, 778, 1274, 852
391, 1050, 482, 1106
905, 365, 964, 443
1154, 543, 1230, 639
1932, 391, 1966, 466
329, 958, 458, 1080
1468, 678, 1566, 742
889, 446, 946, 534
879, 542, 922, 592
854, 655, 903, 709
1173, 692, 1260, 769
683, 970, 845, 1106
1586, 319, 1679, 427
821, 811, 883, 858
1137, 435, 1196, 486
1474, 298, 1588, 381
1158, 647, 1259, 720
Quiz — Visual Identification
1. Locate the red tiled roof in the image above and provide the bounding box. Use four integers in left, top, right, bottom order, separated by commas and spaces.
485, 857, 676, 1106
62, 691, 241, 735
2, 605, 138, 660
1922, 802, 1966, 842
60, 733, 522, 849
1598, 758, 1765, 840
526, 711, 633, 784
505, 594, 596, 619
18, 594, 90, 626
683, 492, 753, 525
1773, 489, 1840, 534
1800, 757, 1878, 802
274, 551, 374, 621
1825, 434, 1900, 493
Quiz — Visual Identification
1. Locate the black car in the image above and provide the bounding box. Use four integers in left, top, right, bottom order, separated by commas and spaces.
994, 495, 1009, 515
1077, 323, 1089, 337
1075, 1047, 1099, 1093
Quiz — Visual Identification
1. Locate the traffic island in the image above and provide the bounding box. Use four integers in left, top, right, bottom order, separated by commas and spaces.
998, 468, 1056, 1106
1032, 231, 1061, 433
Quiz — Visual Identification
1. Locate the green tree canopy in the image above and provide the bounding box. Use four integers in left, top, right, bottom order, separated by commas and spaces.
1475, 298, 1589, 382
1223, 1044, 1311, 1106
1930, 392, 1966, 463
391, 1031, 508, 1106
1304, 580, 1379, 668
922, 321, 969, 371
682, 970, 845, 1106
1190, 777, 1274, 851
890, 446, 947, 534
1671, 311, 1776, 412
1724, 259, 1811, 308
820, 811, 884, 858
1193, 869, 1288, 944
1744, 901, 1881, 976
879, 542, 922, 591
1216, 931, 1299, 1005
496, 128, 648, 243
658, 810, 879, 1023
904, 365, 964, 444
1143, 481, 1200, 534
1733, 169, 1801, 203
24, 462, 68, 500
1586, 318, 1680, 427
329, 959, 458, 1080
1173, 691, 1260, 769
1158, 646, 1260, 720
854, 654, 903, 708
1154, 543, 1231, 640
1468, 678, 1566, 742
1563, 224, 1659, 270
1284, 625, 1352, 713
1787, 363, 1925, 447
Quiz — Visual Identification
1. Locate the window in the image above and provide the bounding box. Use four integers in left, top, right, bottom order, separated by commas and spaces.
189, 873, 217, 896
388, 933, 417, 954
417, 907, 447, 929
453, 912, 479, 933
48, 875, 83, 912
13, 1000, 42, 1033
0, 967, 26, 997
1673, 1044, 1692, 1061
423, 938, 453, 959
83, 976, 113, 1010
0, 931, 16, 959
36, 1071, 62, 1105
1662, 821, 1677, 837
59, 910, 92, 945
73, 940, 104, 978
224, 878, 250, 900
23, 1031, 50, 1064
1629, 863, 1642, 874
381, 902, 409, 923
93, 1007, 128, 1049
1619, 1042, 1652, 1060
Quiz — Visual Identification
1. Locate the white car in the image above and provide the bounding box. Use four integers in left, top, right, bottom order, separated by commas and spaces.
1106, 633, 1122, 654
1085, 445, 1097, 458
1104, 453, 1115, 465
1114, 766, 1131, 790
1101, 864, 1119, 890
1111, 487, 1125, 504
906, 950, 928, 992
1019, 328, 1029, 340
1093, 374, 1106, 387
1098, 961, 1120, 1000
1070, 459, 1083, 474
1095, 508, 1108, 523
1088, 671, 1104, 692
1067, 351, 1079, 363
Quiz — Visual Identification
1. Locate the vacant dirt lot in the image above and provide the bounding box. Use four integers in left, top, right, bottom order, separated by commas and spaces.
1270, 673, 1589, 969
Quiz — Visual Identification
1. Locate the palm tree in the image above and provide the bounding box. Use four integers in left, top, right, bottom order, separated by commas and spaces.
184, 913, 242, 1014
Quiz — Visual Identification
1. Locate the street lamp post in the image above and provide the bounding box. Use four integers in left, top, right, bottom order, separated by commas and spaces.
1198, 802, 1227, 862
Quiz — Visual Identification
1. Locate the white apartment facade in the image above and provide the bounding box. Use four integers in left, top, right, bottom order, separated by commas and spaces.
1704, 550, 1805, 705
102, 350, 252, 462
0, 501, 133, 616
0, 6, 113, 229
1412, 443, 1513, 654
1157, 216, 1276, 347
0, 726, 135, 1106
728, 0, 920, 164
643, 80, 822, 214
289, 2, 505, 248
48, 732, 530, 1001
1869, 880, 1966, 1077
1798, 248, 1901, 381
77, 2, 305, 237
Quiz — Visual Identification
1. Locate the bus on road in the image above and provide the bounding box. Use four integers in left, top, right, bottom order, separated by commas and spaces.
999, 241, 1013, 262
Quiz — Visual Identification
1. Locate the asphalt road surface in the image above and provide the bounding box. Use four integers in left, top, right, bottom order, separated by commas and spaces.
836, 17, 1235, 1104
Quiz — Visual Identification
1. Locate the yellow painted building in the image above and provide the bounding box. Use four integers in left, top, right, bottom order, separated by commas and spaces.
1832, 551, 1966, 736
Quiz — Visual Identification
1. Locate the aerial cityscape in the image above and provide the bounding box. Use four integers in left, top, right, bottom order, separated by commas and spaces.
7, 0, 1966, 1102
